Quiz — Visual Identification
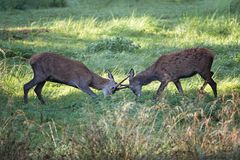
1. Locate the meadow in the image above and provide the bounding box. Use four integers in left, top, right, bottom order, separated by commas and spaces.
0, 0, 240, 159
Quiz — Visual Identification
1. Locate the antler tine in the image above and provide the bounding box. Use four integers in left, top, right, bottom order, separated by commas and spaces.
113, 85, 129, 93
115, 75, 130, 88
116, 86, 129, 90
119, 84, 129, 87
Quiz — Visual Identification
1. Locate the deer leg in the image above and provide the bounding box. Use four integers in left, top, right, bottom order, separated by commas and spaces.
207, 78, 217, 98
199, 72, 217, 98
70, 81, 97, 97
199, 71, 214, 93
174, 80, 184, 96
199, 81, 207, 93
156, 81, 168, 98
81, 86, 97, 97
34, 81, 46, 104
23, 77, 43, 104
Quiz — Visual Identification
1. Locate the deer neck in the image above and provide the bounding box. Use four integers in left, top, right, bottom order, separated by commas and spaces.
90, 72, 109, 90
137, 67, 156, 85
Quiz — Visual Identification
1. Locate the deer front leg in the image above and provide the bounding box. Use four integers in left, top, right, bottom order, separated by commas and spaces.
70, 80, 97, 97
69, 80, 97, 97
81, 86, 97, 97
155, 81, 168, 99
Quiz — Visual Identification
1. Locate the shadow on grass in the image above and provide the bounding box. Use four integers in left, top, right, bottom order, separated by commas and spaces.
0, 29, 95, 59
0, 28, 50, 41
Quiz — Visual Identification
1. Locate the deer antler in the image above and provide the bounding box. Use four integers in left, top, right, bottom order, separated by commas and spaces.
115, 75, 130, 88
112, 75, 130, 93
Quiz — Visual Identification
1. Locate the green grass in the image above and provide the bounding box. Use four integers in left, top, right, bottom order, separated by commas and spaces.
1, 0, 240, 159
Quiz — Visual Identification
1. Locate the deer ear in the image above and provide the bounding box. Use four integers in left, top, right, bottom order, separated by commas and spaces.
129, 68, 135, 78
107, 70, 115, 81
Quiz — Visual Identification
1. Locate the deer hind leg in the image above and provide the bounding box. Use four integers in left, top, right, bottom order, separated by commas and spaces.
173, 80, 184, 96
24, 77, 43, 104
199, 71, 217, 98
199, 71, 214, 93
207, 77, 217, 98
199, 81, 208, 94
34, 81, 46, 104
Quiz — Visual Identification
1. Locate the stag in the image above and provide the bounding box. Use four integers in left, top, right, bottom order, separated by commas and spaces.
119, 48, 217, 98
23, 52, 123, 104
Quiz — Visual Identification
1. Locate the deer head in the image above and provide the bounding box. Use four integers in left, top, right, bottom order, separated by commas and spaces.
128, 69, 142, 97
111, 69, 142, 96
102, 71, 119, 96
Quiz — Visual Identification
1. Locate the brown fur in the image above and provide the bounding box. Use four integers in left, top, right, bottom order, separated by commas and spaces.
129, 48, 217, 98
24, 52, 116, 104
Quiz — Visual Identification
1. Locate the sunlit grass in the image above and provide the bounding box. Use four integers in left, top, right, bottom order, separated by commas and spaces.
218, 78, 240, 93
1, 14, 239, 59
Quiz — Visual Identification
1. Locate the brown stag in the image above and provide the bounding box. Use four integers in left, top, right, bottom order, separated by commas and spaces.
23, 52, 124, 104
120, 48, 217, 98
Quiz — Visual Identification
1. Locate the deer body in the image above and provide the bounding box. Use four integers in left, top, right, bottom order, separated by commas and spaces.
24, 52, 117, 104
128, 48, 217, 98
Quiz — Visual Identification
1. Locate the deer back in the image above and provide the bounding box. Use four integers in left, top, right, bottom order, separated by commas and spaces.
152, 48, 214, 80
30, 52, 93, 84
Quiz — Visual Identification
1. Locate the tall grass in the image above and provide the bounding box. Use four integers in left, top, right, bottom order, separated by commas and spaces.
1, 95, 240, 159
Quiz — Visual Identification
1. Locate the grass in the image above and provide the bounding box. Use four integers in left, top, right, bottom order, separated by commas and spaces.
1, 0, 240, 159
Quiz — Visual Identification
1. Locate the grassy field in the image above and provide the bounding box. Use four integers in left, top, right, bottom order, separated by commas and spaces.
1, 0, 240, 159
